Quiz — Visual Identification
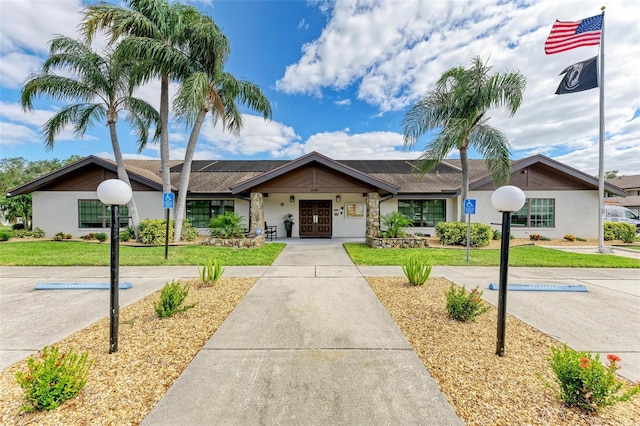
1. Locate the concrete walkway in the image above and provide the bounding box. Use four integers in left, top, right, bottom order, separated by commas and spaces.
142, 244, 462, 425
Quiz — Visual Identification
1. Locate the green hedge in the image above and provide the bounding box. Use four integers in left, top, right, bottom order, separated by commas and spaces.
138, 219, 198, 245
603, 222, 636, 243
435, 222, 493, 247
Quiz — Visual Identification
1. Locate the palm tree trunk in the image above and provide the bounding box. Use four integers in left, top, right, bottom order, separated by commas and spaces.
160, 74, 171, 194
173, 109, 207, 242
108, 121, 141, 239
459, 146, 469, 222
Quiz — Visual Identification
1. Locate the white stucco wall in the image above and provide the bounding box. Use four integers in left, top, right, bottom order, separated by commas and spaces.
469, 190, 600, 239
32, 191, 163, 237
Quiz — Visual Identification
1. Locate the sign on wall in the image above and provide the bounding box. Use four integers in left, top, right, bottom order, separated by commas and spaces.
346, 203, 365, 217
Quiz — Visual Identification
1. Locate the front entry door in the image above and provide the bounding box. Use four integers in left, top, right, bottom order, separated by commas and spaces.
299, 200, 332, 238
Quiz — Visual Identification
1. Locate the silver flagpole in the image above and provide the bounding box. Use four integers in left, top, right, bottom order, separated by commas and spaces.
597, 7, 610, 253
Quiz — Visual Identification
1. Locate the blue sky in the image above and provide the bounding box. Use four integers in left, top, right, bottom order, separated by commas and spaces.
1, 0, 639, 175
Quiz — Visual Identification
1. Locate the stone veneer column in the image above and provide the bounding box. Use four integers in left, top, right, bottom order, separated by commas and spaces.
366, 192, 380, 237
249, 192, 265, 236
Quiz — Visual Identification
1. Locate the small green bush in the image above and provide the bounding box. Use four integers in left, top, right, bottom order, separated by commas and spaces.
208, 212, 246, 238
154, 280, 197, 318
445, 284, 490, 322
95, 232, 108, 243
603, 222, 636, 243
199, 258, 224, 286
542, 344, 640, 412
380, 211, 413, 238
32, 227, 45, 238
139, 219, 173, 245
435, 222, 492, 247
53, 232, 72, 241
15, 346, 92, 413
81, 233, 96, 241
181, 219, 198, 241
402, 254, 432, 286
119, 226, 135, 242
0, 231, 12, 241
492, 230, 501, 240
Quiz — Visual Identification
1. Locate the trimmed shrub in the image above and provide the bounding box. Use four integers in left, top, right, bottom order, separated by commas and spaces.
95, 232, 108, 243
139, 219, 173, 245
53, 232, 72, 241
181, 219, 198, 241
15, 346, 92, 412
435, 222, 493, 247
32, 227, 45, 238
603, 222, 636, 243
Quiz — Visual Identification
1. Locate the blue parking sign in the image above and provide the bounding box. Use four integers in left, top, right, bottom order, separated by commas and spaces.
464, 199, 476, 215
163, 192, 175, 209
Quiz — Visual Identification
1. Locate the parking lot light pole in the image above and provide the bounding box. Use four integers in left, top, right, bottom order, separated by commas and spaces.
491, 185, 526, 357
97, 179, 132, 354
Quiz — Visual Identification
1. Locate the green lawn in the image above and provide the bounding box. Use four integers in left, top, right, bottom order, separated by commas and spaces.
343, 243, 640, 268
1, 240, 639, 268
0, 241, 285, 266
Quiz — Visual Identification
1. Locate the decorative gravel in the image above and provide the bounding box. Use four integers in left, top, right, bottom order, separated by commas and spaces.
367, 276, 640, 426
0, 277, 256, 425
1, 274, 638, 425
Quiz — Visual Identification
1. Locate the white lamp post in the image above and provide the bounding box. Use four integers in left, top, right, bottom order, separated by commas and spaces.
97, 179, 132, 354
490, 185, 526, 357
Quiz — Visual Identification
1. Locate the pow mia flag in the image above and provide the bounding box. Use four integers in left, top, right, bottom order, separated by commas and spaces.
555, 56, 598, 95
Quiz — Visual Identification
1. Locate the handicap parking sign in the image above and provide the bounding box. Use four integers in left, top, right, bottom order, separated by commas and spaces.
464, 199, 476, 215
163, 192, 175, 209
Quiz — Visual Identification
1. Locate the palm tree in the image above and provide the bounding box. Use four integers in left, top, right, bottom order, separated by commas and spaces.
81, 0, 227, 195
171, 14, 271, 241
172, 70, 272, 241
21, 35, 160, 236
402, 56, 526, 222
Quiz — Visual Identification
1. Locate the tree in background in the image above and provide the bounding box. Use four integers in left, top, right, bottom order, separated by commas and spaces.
402, 56, 526, 221
0, 156, 82, 229
20, 36, 160, 237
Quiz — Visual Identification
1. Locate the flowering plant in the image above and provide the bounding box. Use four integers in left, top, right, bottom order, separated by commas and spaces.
543, 344, 639, 412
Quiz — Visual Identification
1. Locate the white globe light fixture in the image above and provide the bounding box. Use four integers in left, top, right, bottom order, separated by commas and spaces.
490, 185, 525, 357
97, 179, 133, 206
96, 179, 132, 354
491, 185, 526, 213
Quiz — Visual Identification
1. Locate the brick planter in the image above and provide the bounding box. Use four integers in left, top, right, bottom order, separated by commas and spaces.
366, 236, 430, 249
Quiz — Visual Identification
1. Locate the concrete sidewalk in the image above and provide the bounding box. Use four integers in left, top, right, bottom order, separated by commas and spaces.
142, 244, 462, 425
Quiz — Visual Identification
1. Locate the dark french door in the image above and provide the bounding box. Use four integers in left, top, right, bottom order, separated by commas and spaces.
299, 200, 332, 238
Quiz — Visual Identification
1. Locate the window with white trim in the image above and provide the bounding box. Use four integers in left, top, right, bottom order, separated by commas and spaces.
511, 198, 555, 228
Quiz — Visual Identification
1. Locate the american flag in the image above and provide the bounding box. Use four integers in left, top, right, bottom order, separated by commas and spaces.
544, 14, 603, 55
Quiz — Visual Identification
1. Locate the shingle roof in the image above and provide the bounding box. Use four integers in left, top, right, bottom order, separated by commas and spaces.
607, 174, 640, 190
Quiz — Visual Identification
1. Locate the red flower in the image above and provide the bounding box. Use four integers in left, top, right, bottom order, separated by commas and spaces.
579, 357, 590, 369
607, 354, 621, 363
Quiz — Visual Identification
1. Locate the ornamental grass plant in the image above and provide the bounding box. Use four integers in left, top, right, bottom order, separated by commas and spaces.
402, 254, 432, 285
